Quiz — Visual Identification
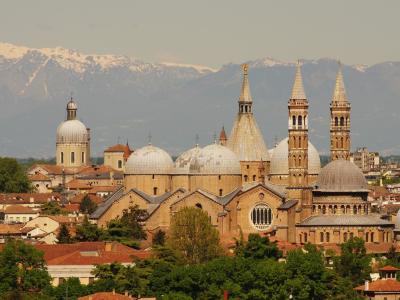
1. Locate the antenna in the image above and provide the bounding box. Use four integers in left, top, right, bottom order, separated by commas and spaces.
148, 132, 152, 145
195, 134, 199, 146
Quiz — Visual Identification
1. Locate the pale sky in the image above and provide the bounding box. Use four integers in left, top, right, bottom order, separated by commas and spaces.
1, 0, 399, 67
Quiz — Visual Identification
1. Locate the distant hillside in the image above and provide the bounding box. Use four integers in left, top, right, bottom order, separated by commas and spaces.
0, 42, 399, 158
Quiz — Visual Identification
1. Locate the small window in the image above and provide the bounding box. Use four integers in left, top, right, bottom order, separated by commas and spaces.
252, 175, 256, 181
195, 203, 202, 209
153, 187, 158, 195
82, 152, 85, 163
371, 232, 374, 242
326, 232, 330, 243
61, 152, 64, 164
304, 233, 308, 243
244, 175, 248, 182
71, 152, 75, 164
219, 189, 223, 196
366, 232, 369, 242
344, 232, 348, 242
340, 117, 345, 126
118, 160, 122, 169
320, 232, 324, 243
152, 174, 155, 179
218, 175, 221, 180
335, 117, 338, 126
292, 115, 296, 126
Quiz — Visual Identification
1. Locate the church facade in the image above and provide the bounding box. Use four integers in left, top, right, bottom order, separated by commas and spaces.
87, 62, 393, 245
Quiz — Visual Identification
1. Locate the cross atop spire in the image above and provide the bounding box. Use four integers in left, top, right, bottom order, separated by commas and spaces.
332, 61, 348, 103
219, 126, 227, 146
239, 63, 252, 103
290, 61, 307, 100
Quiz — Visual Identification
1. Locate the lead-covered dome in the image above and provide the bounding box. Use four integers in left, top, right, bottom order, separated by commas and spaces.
189, 143, 240, 175
56, 120, 89, 144
316, 159, 367, 192
174, 145, 202, 174
269, 138, 321, 175
125, 144, 173, 175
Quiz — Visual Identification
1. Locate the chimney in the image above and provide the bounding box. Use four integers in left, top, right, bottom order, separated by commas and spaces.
364, 280, 369, 291
105, 241, 112, 252
224, 290, 229, 300
88, 296, 92, 300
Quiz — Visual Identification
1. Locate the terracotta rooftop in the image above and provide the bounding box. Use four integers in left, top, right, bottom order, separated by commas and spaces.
379, 265, 400, 271
78, 292, 135, 300
89, 185, 120, 194
30, 164, 83, 175
63, 203, 80, 213
70, 193, 104, 205
0, 193, 60, 204
104, 143, 133, 160
0, 224, 24, 235
32, 242, 150, 265
66, 179, 92, 190
4, 205, 38, 214
355, 279, 400, 292
29, 173, 51, 181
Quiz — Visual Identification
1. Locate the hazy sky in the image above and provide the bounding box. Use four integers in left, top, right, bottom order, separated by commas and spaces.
1, 0, 399, 67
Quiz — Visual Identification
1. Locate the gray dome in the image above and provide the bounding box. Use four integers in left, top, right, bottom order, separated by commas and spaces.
316, 160, 368, 192
174, 145, 202, 174
56, 120, 88, 144
189, 143, 241, 175
125, 144, 173, 175
269, 138, 321, 175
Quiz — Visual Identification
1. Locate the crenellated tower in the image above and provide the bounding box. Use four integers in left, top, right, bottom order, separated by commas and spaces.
330, 62, 351, 161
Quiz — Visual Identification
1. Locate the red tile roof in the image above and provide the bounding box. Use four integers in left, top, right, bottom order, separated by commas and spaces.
66, 179, 92, 190
89, 186, 120, 194
0, 193, 60, 205
4, 205, 38, 214
355, 279, 400, 292
63, 204, 80, 213
70, 193, 104, 205
29, 173, 51, 181
30, 164, 83, 175
79, 292, 135, 300
0, 224, 24, 235
32, 242, 150, 265
104, 144, 133, 160
380, 265, 400, 271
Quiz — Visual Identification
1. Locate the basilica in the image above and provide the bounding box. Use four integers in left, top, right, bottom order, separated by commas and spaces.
51, 63, 395, 245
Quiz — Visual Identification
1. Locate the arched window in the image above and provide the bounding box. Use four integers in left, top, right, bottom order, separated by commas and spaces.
322, 205, 326, 214
298, 115, 302, 127
195, 203, 202, 209
153, 187, 158, 195
61, 152, 64, 164
312, 205, 316, 213
353, 205, 357, 215
333, 205, 337, 214
304, 115, 307, 127
82, 152, 85, 163
371, 232, 374, 242
340, 117, 345, 126
344, 232, 348, 242
341, 137, 344, 148
252, 175, 256, 181
292, 115, 296, 126
71, 152, 75, 164
304, 233, 308, 243
118, 160, 122, 169
335, 117, 338, 126
318, 205, 321, 213
326, 232, 330, 243
350, 232, 354, 239
366, 232, 369, 242
346, 205, 350, 214
250, 203, 273, 230
244, 175, 248, 182
219, 189, 223, 196
320, 232, 324, 243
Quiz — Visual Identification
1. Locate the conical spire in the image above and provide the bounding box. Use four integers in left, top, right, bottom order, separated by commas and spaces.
219, 126, 227, 146
332, 62, 348, 102
239, 64, 252, 103
290, 61, 307, 100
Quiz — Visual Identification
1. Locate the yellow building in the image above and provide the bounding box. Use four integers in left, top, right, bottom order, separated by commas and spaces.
90, 62, 394, 245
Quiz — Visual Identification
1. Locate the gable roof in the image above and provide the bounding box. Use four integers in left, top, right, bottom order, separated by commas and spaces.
355, 279, 400, 293
4, 205, 38, 214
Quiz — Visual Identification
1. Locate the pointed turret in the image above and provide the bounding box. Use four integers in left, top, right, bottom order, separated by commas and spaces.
332, 62, 348, 103
219, 126, 227, 146
290, 61, 307, 100
239, 64, 252, 103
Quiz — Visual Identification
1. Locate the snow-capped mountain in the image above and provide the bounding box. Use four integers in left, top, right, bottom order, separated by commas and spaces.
0, 42, 399, 158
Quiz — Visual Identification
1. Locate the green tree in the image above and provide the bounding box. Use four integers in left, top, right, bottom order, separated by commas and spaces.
45, 277, 88, 300
79, 195, 97, 214
168, 207, 222, 264
40, 201, 66, 216
120, 205, 148, 240
56, 224, 72, 244
334, 237, 371, 284
0, 157, 33, 193
75, 216, 105, 242
235, 233, 282, 259
152, 230, 166, 246
0, 239, 51, 296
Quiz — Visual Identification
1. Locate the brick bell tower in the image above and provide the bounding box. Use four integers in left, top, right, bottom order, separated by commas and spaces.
330, 62, 351, 161
286, 62, 313, 223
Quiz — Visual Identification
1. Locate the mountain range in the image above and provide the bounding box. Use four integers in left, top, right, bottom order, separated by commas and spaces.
0, 42, 399, 158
